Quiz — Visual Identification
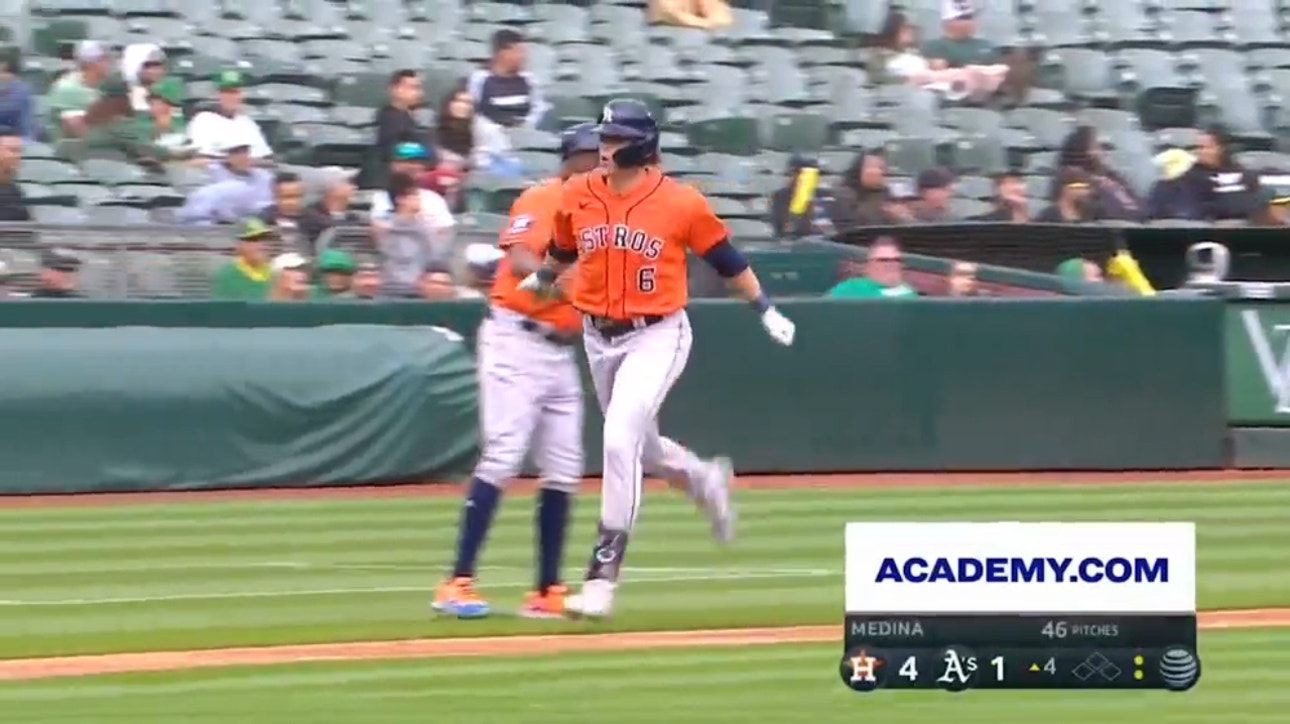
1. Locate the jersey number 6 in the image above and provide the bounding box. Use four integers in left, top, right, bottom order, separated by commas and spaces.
637, 266, 656, 293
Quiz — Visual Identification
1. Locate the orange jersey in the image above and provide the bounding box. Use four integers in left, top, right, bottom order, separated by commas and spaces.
490, 177, 581, 333
552, 168, 727, 319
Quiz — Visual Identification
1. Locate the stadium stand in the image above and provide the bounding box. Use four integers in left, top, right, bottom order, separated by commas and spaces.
0, 0, 1281, 299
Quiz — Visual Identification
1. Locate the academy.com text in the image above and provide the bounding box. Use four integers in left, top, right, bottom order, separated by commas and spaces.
873, 556, 1170, 584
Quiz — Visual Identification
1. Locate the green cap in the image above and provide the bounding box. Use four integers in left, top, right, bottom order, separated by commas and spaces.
99, 73, 130, 99
1055, 258, 1087, 281
236, 217, 274, 240
317, 249, 356, 274
148, 76, 184, 106
215, 68, 245, 91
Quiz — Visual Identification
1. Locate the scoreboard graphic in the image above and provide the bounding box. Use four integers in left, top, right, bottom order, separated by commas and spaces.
839, 522, 1199, 693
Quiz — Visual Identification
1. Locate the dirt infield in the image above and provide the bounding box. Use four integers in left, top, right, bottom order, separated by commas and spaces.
0, 609, 1286, 681
2, 470, 1288, 508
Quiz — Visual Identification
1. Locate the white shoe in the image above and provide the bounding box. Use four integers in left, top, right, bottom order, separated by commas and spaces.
563, 579, 616, 619
698, 456, 736, 543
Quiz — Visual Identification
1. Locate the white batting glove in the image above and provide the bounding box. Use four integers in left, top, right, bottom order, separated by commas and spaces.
761, 307, 796, 346
518, 270, 559, 298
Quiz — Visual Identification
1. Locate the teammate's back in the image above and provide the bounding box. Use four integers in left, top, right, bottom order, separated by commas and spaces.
490, 177, 579, 332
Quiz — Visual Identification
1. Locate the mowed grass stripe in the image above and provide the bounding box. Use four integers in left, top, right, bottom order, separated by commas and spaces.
0, 631, 1284, 723
0, 482, 1286, 657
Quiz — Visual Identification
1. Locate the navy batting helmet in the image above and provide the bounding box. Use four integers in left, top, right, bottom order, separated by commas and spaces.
595, 99, 659, 168
560, 122, 599, 160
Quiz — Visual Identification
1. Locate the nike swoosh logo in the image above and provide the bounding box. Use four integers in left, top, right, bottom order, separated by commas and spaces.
578, 201, 592, 209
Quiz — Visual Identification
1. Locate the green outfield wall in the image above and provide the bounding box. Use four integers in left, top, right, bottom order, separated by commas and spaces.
0, 296, 1229, 493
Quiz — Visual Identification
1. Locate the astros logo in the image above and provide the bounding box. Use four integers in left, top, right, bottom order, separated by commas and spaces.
839, 647, 885, 693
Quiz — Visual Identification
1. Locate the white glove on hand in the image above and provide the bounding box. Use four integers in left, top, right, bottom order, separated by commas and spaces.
518, 271, 559, 298
761, 307, 796, 346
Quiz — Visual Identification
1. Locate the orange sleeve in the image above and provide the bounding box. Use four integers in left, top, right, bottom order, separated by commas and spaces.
684, 187, 729, 255
499, 185, 553, 250
552, 208, 576, 252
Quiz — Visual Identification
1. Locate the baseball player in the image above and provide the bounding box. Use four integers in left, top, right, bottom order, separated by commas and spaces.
519, 99, 797, 618
432, 124, 601, 620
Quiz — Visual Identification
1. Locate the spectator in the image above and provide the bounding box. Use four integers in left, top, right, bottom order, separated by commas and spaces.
1037, 168, 1096, 222
1147, 149, 1201, 220
911, 167, 956, 222
178, 140, 273, 224
969, 171, 1029, 221
136, 77, 189, 156
467, 29, 546, 174
648, 0, 732, 29
351, 259, 381, 299
1251, 187, 1290, 226
297, 167, 361, 251
883, 179, 919, 223
1056, 257, 1104, 284
1055, 125, 1143, 220
187, 69, 273, 163
371, 143, 455, 237
122, 43, 173, 113
48, 40, 112, 141
366, 69, 430, 188
0, 259, 13, 298
825, 237, 918, 298
210, 219, 274, 300
467, 30, 548, 131
418, 263, 470, 300
946, 261, 983, 297
378, 172, 452, 297
0, 46, 36, 142
420, 160, 466, 213
0, 126, 30, 221
920, 2, 1008, 102
30, 248, 83, 298
434, 83, 475, 167
258, 171, 307, 249
769, 155, 820, 238
267, 252, 311, 301
829, 149, 898, 230
1179, 124, 1260, 221
80, 77, 178, 167
870, 10, 935, 86
314, 249, 357, 298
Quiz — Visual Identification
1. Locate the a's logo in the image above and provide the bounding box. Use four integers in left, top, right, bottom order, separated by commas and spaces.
934, 646, 979, 692
1240, 310, 1290, 413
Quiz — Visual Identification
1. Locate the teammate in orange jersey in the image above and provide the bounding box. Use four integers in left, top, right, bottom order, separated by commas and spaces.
519, 99, 797, 618
432, 124, 600, 620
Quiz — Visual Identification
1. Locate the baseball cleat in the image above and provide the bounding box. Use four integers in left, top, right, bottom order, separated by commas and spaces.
431, 576, 491, 619
518, 584, 568, 620
699, 456, 737, 543
563, 579, 616, 619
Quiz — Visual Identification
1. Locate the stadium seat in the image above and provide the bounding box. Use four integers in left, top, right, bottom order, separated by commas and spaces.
764, 112, 831, 153
686, 116, 760, 156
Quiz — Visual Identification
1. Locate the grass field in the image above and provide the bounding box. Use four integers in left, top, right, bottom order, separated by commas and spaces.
0, 478, 1287, 721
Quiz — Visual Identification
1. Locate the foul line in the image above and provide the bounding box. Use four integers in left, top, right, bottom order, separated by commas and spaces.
0, 565, 836, 607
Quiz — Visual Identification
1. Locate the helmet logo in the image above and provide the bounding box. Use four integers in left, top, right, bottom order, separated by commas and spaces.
601, 104, 614, 124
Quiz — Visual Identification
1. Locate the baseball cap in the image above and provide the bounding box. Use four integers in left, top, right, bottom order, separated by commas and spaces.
943, 0, 975, 21
215, 69, 246, 91
148, 77, 184, 106
271, 252, 309, 273
41, 248, 81, 272
463, 243, 504, 267
916, 167, 955, 191
392, 141, 430, 161
99, 74, 130, 99
236, 217, 274, 240
317, 249, 357, 274
74, 40, 107, 64
143, 47, 166, 65
1261, 186, 1290, 206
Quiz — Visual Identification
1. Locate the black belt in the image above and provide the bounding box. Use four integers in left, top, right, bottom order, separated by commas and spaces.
486, 308, 577, 347
588, 315, 666, 340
